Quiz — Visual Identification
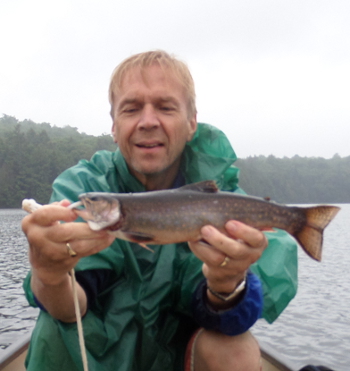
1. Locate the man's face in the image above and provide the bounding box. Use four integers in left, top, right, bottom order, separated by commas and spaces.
111, 64, 197, 188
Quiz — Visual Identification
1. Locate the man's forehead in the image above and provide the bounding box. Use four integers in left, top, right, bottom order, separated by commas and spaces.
116, 65, 186, 103
119, 94, 180, 103
121, 65, 181, 90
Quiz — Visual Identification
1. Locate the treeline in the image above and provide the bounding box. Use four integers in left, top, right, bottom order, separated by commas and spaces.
236, 155, 350, 204
0, 115, 349, 208
0, 115, 116, 207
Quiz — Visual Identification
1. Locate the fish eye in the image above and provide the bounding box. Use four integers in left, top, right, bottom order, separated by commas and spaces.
88, 196, 104, 202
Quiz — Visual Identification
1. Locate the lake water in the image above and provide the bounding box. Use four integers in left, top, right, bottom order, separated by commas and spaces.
0, 206, 349, 370
0, 209, 39, 351
252, 203, 350, 371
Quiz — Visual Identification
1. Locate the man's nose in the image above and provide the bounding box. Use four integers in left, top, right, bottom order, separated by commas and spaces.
138, 104, 160, 129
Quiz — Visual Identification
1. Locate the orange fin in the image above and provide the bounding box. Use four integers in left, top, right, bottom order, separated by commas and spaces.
138, 243, 154, 253
295, 205, 340, 261
260, 227, 276, 232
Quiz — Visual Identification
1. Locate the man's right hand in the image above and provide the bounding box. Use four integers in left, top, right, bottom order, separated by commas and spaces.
22, 200, 115, 322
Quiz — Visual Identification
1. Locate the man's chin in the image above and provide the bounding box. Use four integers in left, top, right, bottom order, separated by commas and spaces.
134, 166, 165, 176
129, 162, 164, 177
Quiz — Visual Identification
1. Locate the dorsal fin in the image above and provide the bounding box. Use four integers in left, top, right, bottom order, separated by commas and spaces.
177, 180, 219, 193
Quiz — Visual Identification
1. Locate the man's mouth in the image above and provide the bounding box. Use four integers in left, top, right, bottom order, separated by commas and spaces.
136, 142, 163, 148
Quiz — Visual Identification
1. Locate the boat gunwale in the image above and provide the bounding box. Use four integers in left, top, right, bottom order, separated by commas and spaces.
259, 339, 297, 371
0, 333, 31, 370
0, 333, 300, 371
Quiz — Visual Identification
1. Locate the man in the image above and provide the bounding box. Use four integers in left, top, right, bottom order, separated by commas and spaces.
22, 50, 298, 371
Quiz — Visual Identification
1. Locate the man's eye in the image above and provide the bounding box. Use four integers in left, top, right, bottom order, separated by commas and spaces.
160, 106, 173, 111
123, 107, 138, 113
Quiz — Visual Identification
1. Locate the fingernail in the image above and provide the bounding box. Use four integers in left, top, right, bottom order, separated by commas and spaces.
226, 221, 237, 232
201, 225, 215, 238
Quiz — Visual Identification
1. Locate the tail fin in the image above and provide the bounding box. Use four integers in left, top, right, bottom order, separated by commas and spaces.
295, 205, 340, 261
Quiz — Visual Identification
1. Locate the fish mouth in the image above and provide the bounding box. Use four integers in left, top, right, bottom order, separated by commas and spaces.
74, 196, 121, 231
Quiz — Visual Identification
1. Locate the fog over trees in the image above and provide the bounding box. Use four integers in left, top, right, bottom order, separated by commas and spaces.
1, 115, 349, 208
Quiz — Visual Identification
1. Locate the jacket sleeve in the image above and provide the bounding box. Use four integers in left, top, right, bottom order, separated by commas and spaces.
191, 271, 263, 336
250, 229, 298, 323
233, 187, 298, 323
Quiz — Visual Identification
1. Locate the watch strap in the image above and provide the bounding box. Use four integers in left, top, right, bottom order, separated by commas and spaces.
207, 276, 246, 302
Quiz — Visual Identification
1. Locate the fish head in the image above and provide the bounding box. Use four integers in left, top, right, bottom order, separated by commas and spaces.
74, 193, 121, 231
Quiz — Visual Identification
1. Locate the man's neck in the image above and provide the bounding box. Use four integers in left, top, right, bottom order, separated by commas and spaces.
131, 168, 179, 191
128, 157, 183, 191
143, 176, 175, 191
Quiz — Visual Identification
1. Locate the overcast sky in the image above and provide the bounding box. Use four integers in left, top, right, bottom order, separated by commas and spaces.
1, 0, 349, 158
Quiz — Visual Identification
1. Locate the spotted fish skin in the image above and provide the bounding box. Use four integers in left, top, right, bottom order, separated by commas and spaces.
74, 180, 340, 261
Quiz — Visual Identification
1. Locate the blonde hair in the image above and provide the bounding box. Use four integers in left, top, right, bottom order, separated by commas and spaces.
108, 50, 197, 119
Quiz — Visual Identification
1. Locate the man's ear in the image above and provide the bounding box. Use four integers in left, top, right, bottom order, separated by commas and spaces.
111, 122, 118, 143
187, 115, 197, 142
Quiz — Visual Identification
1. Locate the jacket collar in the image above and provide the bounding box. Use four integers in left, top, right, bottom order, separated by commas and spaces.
112, 123, 238, 193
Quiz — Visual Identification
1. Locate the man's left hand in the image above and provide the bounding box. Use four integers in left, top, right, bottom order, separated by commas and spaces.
188, 220, 268, 308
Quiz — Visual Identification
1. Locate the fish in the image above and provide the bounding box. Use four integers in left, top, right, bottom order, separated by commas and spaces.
72, 180, 340, 261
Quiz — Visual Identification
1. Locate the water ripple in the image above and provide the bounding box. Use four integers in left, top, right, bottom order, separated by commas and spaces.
0, 209, 39, 351
253, 203, 350, 371
1, 207, 349, 370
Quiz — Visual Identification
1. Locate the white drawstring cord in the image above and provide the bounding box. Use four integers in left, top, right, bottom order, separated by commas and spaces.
23, 199, 89, 371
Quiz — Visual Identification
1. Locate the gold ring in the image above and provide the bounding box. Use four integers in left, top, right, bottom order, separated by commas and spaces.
66, 243, 77, 257
220, 256, 230, 267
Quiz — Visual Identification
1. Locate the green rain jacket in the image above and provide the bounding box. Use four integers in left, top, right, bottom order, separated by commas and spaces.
23, 123, 298, 371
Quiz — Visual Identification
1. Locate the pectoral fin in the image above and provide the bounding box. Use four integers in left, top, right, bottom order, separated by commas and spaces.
123, 231, 155, 253
124, 231, 155, 243
138, 243, 154, 253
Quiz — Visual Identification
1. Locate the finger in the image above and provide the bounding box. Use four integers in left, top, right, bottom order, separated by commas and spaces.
43, 222, 108, 244
29, 231, 115, 268
200, 225, 247, 259
66, 234, 115, 258
188, 239, 227, 267
58, 199, 73, 208
23, 204, 78, 231
225, 221, 268, 249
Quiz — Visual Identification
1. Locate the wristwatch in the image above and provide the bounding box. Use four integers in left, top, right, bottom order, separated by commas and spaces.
207, 276, 246, 302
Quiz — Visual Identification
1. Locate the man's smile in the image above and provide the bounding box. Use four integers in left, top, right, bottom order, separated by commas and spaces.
135, 141, 164, 149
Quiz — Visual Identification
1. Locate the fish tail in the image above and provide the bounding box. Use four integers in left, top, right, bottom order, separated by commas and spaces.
295, 205, 340, 261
